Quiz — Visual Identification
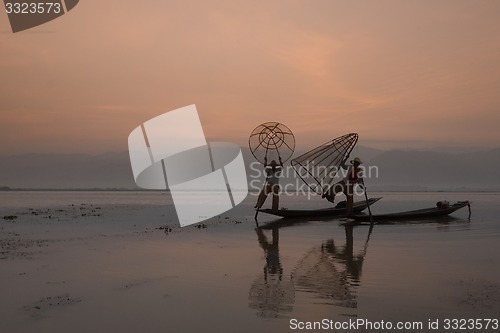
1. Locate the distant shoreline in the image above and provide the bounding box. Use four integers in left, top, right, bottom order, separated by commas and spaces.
0, 188, 499, 193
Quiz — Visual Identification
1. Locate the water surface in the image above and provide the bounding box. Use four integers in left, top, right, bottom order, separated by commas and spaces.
0, 191, 499, 332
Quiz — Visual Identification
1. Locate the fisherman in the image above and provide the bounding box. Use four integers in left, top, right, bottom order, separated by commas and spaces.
255, 157, 283, 210
322, 157, 364, 214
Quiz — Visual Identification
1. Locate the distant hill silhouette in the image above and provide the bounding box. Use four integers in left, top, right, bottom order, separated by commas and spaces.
0, 152, 137, 189
366, 148, 500, 190
0, 147, 499, 190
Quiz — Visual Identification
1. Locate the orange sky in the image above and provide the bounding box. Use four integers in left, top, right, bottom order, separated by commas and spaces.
1, 0, 500, 154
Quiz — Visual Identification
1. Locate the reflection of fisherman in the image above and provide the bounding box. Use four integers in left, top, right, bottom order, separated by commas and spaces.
255, 227, 282, 279
327, 225, 365, 282
322, 157, 364, 214
249, 227, 295, 317
255, 157, 283, 210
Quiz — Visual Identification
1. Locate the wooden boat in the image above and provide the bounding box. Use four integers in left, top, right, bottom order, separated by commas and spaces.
258, 197, 382, 219
349, 201, 471, 222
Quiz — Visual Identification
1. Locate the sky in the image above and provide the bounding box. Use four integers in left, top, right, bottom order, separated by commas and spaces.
1, 0, 500, 155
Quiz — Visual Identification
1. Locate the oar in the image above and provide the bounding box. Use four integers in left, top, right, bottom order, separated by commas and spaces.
362, 180, 374, 231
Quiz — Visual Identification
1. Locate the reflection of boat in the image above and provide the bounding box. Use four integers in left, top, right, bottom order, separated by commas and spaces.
349, 201, 471, 223
259, 197, 381, 219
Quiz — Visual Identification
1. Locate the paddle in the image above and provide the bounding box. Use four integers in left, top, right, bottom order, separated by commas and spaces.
361, 179, 374, 229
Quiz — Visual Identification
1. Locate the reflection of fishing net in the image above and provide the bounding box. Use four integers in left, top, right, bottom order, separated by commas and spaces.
291, 133, 358, 195
249, 122, 295, 164
291, 241, 359, 309
248, 274, 295, 318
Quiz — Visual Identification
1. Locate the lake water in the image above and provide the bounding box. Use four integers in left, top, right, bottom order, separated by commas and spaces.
0, 191, 499, 333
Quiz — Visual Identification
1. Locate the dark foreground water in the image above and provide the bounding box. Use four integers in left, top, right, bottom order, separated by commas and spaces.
0, 191, 499, 333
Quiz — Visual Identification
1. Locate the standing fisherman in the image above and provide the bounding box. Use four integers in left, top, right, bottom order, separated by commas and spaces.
255, 157, 283, 210
322, 157, 364, 215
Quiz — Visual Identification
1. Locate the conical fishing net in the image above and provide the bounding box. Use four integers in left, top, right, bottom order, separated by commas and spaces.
291, 133, 358, 195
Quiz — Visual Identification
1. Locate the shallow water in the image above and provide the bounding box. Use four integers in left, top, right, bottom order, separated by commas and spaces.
0, 191, 499, 332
